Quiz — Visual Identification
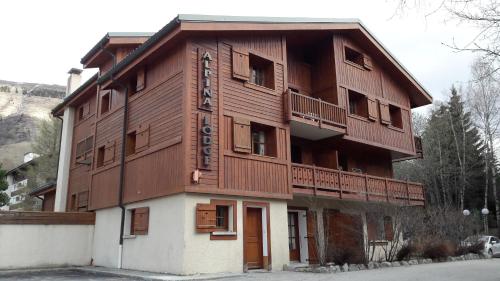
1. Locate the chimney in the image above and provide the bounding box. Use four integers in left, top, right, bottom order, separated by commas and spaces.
66, 68, 83, 97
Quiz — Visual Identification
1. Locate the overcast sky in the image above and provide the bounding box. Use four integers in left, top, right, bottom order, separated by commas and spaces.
0, 0, 479, 105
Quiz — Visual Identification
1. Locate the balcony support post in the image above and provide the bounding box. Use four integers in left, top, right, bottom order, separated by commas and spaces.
385, 178, 389, 203
318, 98, 323, 128
312, 166, 317, 196
406, 179, 411, 205
364, 174, 369, 202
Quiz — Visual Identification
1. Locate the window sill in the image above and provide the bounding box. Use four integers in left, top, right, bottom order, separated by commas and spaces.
348, 114, 370, 123
212, 231, 237, 236
344, 60, 368, 71
387, 125, 404, 133
122, 235, 136, 239
244, 82, 276, 95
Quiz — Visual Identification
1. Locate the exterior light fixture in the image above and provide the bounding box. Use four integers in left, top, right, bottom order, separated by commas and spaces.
482, 208, 490, 215
463, 209, 471, 216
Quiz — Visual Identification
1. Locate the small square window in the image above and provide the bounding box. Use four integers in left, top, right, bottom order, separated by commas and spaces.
251, 123, 277, 157
78, 106, 84, 121
100, 92, 111, 115
249, 54, 274, 89
96, 146, 105, 168
130, 207, 149, 235
389, 105, 403, 129
348, 90, 368, 118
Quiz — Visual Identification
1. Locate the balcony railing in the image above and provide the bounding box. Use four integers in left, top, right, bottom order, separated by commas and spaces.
284, 90, 347, 128
291, 163, 425, 206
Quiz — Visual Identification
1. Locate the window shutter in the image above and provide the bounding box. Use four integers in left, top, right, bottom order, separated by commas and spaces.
136, 68, 146, 92
367, 97, 378, 121
132, 207, 149, 235
77, 191, 88, 210
196, 203, 216, 233
384, 216, 394, 241
103, 141, 115, 163
379, 102, 390, 125
363, 56, 373, 70
232, 48, 250, 81
367, 215, 377, 241
135, 124, 150, 151
232, 117, 251, 154
306, 211, 319, 264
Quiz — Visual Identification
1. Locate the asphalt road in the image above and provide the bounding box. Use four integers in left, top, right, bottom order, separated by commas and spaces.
1, 259, 499, 280
237, 259, 500, 281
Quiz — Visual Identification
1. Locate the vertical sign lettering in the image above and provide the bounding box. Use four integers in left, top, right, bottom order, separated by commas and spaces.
199, 51, 213, 170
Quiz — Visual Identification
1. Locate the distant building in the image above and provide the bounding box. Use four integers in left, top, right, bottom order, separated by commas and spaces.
3, 152, 40, 211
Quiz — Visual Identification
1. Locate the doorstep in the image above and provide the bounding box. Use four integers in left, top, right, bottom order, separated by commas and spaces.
77, 266, 244, 281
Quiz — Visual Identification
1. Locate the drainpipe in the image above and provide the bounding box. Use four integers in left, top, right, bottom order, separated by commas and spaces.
100, 43, 128, 269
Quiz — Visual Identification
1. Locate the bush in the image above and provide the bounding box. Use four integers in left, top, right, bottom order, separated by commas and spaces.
396, 244, 417, 261
327, 246, 365, 265
422, 241, 455, 260
456, 241, 485, 256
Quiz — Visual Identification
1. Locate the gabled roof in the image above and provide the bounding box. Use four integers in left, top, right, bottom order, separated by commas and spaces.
81, 32, 155, 68
97, 14, 432, 107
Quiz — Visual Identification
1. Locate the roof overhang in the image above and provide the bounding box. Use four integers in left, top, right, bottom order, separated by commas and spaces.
81, 32, 154, 68
29, 182, 56, 197
96, 14, 432, 107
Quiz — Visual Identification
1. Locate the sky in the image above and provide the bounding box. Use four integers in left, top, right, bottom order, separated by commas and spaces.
0, 0, 479, 106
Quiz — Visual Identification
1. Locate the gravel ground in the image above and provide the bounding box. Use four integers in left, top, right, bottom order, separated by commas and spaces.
1, 259, 499, 281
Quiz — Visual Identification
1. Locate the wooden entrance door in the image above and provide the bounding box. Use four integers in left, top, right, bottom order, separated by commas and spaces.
288, 212, 301, 261
245, 207, 263, 269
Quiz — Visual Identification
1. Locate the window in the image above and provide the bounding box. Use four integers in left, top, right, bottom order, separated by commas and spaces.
367, 214, 394, 241
291, 145, 302, 163
216, 205, 229, 230
348, 90, 368, 118
249, 53, 275, 89
389, 104, 403, 129
100, 92, 111, 115
78, 106, 84, 121
126, 131, 137, 156
345, 46, 373, 70
251, 122, 277, 157
77, 102, 90, 121
130, 207, 149, 235
345, 46, 364, 67
96, 146, 105, 168
76, 136, 93, 161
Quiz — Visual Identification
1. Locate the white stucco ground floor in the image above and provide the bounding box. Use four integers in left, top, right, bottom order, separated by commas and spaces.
91, 193, 404, 275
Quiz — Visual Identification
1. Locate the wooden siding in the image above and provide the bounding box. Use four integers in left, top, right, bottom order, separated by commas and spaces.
0, 211, 95, 225
333, 35, 415, 154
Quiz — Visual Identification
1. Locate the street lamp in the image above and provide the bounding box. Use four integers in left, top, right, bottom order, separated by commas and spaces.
463, 209, 471, 216
482, 207, 490, 234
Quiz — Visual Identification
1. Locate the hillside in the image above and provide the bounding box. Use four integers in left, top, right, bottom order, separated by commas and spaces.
0, 80, 65, 169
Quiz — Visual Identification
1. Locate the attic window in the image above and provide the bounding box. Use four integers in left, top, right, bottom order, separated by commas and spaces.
345, 46, 364, 67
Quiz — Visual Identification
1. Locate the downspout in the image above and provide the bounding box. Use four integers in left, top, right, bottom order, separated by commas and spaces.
101, 43, 127, 269
54, 115, 64, 190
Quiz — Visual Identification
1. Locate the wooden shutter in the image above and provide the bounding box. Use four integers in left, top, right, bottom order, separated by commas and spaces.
306, 211, 319, 264
103, 141, 115, 164
367, 97, 378, 121
77, 191, 88, 210
135, 124, 150, 152
136, 68, 146, 92
233, 117, 252, 154
384, 216, 394, 241
132, 207, 149, 235
232, 48, 250, 81
363, 56, 373, 70
367, 214, 377, 241
379, 102, 390, 125
196, 203, 216, 233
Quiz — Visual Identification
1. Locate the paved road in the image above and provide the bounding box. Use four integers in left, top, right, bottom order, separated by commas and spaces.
237, 259, 500, 281
1, 260, 499, 280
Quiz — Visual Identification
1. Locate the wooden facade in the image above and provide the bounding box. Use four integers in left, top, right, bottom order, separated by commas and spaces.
54, 16, 431, 212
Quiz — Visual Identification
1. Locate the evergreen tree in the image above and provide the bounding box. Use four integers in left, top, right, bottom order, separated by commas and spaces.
0, 164, 9, 207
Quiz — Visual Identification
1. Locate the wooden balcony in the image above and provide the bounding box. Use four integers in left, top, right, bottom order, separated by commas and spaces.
414, 136, 423, 158
291, 163, 425, 206
284, 90, 347, 140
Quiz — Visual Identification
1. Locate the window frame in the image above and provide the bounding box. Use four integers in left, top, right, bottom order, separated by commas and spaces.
248, 53, 275, 90
388, 104, 404, 131
367, 213, 394, 242
96, 145, 105, 168
347, 89, 369, 120
128, 207, 149, 236
100, 91, 111, 116
250, 122, 277, 158
210, 199, 237, 240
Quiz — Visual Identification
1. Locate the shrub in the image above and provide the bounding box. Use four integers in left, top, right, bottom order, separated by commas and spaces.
396, 244, 416, 261
422, 241, 455, 260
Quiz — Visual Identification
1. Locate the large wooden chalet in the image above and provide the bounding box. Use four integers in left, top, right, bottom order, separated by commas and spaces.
52, 15, 431, 274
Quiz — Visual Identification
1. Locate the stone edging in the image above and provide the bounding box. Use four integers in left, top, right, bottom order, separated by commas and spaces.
284, 253, 489, 273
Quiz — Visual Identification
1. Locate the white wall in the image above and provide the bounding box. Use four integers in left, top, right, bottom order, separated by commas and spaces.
0, 224, 94, 269
92, 207, 121, 268
121, 195, 185, 274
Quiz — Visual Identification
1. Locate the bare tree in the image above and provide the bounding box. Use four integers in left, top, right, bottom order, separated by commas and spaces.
467, 57, 500, 236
